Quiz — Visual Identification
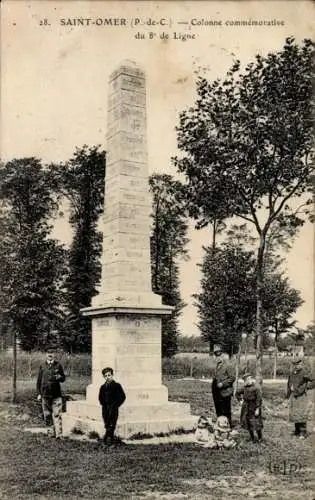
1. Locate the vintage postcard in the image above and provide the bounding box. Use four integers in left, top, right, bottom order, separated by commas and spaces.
1, 0, 314, 498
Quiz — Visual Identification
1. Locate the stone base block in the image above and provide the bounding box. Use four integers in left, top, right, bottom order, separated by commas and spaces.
62, 401, 198, 439
86, 383, 169, 406
65, 400, 192, 422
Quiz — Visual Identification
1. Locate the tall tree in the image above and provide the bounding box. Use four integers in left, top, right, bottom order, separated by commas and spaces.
54, 145, 106, 352
0, 212, 13, 349
195, 230, 303, 361
194, 240, 256, 357
174, 38, 314, 384
0, 158, 66, 351
149, 174, 189, 357
262, 269, 303, 378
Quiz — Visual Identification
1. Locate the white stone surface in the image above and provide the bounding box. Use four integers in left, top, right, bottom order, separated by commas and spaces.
62, 410, 198, 440
94, 62, 152, 301
63, 61, 196, 438
85, 313, 170, 402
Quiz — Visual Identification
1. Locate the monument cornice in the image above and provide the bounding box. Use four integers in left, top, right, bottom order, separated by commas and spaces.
81, 305, 174, 317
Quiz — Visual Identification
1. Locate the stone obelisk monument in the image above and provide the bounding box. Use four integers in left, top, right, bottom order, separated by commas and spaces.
62, 61, 196, 438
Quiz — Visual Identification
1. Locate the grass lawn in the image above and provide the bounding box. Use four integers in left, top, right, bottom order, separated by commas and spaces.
0, 379, 314, 499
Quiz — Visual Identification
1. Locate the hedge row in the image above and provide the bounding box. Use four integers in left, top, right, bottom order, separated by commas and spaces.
1, 351, 312, 380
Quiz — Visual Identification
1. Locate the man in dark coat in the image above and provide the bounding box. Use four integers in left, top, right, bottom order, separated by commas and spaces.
285, 356, 313, 439
211, 344, 235, 428
99, 367, 126, 446
37, 348, 66, 438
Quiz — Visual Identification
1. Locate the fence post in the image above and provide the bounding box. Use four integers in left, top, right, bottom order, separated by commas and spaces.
28, 354, 32, 379
12, 330, 17, 403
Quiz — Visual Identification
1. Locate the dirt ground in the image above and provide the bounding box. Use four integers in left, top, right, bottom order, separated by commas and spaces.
0, 380, 314, 499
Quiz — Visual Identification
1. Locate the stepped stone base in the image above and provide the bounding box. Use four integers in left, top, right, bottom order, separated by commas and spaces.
62, 400, 198, 439
86, 383, 170, 405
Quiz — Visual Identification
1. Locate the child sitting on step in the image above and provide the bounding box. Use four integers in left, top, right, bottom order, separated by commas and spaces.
214, 415, 238, 448
194, 415, 217, 448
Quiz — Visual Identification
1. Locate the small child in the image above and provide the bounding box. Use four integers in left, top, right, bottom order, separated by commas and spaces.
194, 415, 217, 448
98, 367, 126, 446
237, 373, 263, 443
214, 416, 238, 448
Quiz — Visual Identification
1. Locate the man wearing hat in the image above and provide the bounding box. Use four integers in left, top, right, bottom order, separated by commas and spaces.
36, 348, 66, 438
285, 355, 313, 439
211, 344, 235, 428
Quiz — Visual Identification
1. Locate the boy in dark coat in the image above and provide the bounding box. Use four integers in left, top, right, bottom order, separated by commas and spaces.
236, 373, 263, 442
36, 348, 66, 438
99, 367, 126, 446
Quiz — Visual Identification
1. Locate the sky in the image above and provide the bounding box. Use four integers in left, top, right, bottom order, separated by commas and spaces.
1, 0, 314, 334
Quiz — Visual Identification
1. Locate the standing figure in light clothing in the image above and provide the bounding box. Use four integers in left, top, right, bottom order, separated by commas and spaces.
36, 348, 66, 438
285, 356, 313, 439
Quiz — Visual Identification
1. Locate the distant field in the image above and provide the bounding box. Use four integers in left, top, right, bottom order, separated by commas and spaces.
0, 351, 313, 382
176, 352, 257, 359
175, 352, 308, 360
166, 354, 314, 379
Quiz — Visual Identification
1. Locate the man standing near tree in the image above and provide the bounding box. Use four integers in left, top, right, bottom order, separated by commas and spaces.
285, 355, 313, 439
211, 344, 235, 428
36, 348, 66, 438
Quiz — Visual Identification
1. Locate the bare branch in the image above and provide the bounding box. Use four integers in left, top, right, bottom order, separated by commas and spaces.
271, 175, 309, 223
237, 214, 256, 225
268, 190, 274, 218
237, 185, 262, 234
250, 208, 262, 235
292, 201, 311, 216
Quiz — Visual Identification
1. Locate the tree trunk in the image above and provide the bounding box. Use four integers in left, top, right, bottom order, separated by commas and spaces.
244, 336, 248, 362
212, 220, 217, 250
273, 342, 278, 380
28, 354, 32, 379
273, 325, 279, 380
12, 329, 17, 403
255, 234, 266, 388
0, 311, 3, 351
234, 340, 242, 396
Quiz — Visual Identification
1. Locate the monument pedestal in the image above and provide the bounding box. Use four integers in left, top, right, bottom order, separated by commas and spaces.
62, 307, 197, 439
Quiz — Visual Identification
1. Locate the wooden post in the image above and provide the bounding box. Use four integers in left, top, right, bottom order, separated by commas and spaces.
12, 329, 17, 403
273, 343, 278, 380
244, 336, 248, 363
